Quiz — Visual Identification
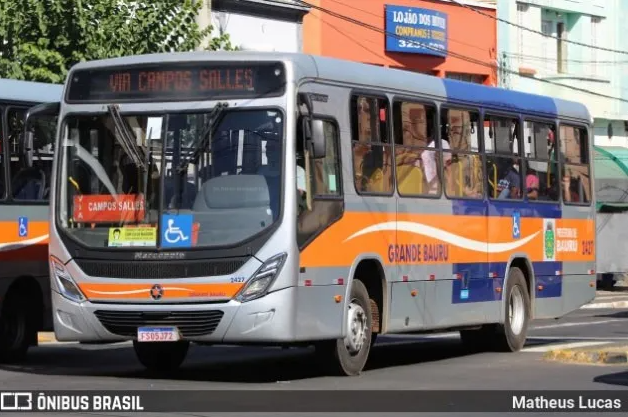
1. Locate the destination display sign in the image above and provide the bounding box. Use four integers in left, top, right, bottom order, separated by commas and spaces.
66, 62, 286, 102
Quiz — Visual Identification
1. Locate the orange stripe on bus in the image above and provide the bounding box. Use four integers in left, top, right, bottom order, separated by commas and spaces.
0, 221, 49, 260
300, 212, 594, 268
78, 283, 244, 300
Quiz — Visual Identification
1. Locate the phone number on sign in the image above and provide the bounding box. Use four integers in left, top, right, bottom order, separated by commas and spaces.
397, 40, 445, 51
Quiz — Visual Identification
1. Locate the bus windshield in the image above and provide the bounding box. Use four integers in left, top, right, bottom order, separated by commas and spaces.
57, 108, 284, 249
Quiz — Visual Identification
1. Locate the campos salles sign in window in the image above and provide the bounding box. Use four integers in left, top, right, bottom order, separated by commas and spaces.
384, 4, 448, 56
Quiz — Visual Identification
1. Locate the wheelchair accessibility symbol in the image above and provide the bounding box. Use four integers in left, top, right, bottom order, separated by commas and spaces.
18, 217, 28, 238
512, 211, 521, 240
161, 214, 193, 248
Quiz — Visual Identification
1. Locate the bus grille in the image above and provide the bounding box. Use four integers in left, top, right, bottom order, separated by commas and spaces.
93, 310, 224, 337
74, 258, 247, 279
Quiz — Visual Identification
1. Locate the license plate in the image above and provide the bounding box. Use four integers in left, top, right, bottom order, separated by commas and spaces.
137, 327, 180, 342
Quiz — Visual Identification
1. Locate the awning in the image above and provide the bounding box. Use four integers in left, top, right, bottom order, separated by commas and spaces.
594, 146, 628, 212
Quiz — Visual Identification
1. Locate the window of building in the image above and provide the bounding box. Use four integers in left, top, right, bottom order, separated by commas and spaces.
557, 21, 567, 73
541, 20, 552, 73
440, 108, 483, 199
351, 95, 393, 195
392, 100, 439, 196
484, 114, 522, 200
591, 16, 601, 76
445, 72, 486, 84
559, 124, 591, 204
516, 3, 529, 66
523, 120, 559, 201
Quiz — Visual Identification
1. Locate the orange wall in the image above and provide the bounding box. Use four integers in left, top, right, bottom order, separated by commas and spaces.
303, 0, 497, 85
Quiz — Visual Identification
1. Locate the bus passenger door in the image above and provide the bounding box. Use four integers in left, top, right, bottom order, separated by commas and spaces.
436, 108, 489, 326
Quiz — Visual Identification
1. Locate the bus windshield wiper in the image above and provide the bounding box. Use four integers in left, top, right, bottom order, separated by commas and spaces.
176, 102, 229, 174
107, 104, 147, 172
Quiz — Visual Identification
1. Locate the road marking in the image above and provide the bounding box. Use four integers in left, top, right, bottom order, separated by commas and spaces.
582, 301, 628, 309
531, 319, 622, 330
523, 341, 611, 353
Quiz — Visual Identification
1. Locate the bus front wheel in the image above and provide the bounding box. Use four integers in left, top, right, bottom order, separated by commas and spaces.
315, 279, 373, 376
0, 294, 31, 363
133, 340, 189, 373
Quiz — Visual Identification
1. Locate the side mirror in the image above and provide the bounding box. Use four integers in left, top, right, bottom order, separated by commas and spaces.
309, 119, 327, 159
23, 131, 34, 168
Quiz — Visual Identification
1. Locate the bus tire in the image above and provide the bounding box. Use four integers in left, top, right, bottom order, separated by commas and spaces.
0, 293, 31, 363
459, 328, 490, 352
133, 340, 189, 373
315, 279, 372, 376
492, 267, 530, 352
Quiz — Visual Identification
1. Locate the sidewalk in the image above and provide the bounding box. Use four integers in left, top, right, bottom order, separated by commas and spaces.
544, 343, 628, 365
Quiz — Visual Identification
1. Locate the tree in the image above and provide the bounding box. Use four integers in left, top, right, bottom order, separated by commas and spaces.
0, 0, 237, 83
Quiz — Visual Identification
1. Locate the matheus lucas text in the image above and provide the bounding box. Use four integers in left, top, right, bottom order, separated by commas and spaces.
513, 395, 622, 410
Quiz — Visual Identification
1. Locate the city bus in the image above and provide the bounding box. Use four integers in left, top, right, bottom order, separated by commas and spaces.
0, 78, 62, 362
39, 52, 596, 376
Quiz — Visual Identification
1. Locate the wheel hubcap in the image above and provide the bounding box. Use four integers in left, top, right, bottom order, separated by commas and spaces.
344, 300, 367, 355
509, 285, 525, 336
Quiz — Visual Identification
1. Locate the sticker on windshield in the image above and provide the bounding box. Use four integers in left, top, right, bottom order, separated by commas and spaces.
328, 174, 337, 192
73, 194, 145, 223
161, 214, 193, 248
108, 227, 157, 247
146, 117, 163, 141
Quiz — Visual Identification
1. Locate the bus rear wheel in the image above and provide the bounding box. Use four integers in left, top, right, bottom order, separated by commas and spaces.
494, 267, 530, 352
133, 340, 189, 373
315, 279, 372, 376
459, 267, 530, 352
0, 294, 31, 363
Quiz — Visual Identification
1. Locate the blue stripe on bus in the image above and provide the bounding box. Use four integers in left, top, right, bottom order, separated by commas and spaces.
452, 200, 562, 219
442, 77, 558, 116
451, 261, 562, 303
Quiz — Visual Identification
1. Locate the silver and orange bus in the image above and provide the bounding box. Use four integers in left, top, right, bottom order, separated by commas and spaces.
40, 52, 596, 375
0, 78, 61, 362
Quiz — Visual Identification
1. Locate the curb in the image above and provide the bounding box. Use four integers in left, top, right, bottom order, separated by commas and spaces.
38, 332, 57, 343
544, 347, 628, 365
581, 301, 628, 309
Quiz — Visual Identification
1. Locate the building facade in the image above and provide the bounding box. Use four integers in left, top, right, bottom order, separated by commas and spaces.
303, 0, 498, 85
497, 0, 628, 147
203, 0, 310, 52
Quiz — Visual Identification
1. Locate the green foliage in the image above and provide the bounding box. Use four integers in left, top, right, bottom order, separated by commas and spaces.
0, 0, 238, 83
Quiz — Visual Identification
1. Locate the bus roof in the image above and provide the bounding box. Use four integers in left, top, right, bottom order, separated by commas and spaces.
0, 78, 63, 104
67, 51, 591, 122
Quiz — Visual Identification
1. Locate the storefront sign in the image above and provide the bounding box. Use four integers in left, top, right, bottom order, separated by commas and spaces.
384, 5, 448, 56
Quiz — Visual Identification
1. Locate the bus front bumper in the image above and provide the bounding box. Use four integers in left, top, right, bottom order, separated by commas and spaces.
51, 284, 344, 344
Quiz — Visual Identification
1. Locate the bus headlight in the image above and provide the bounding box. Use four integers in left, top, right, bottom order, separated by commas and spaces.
236, 253, 287, 302
50, 256, 85, 303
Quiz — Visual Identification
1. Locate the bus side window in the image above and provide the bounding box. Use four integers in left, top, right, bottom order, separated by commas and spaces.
560, 124, 591, 204
392, 100, 440, 196
311, 120, 341, 197
484, 114, 522, 200
523, 120, 558, 201
296, 118, 343, 248
0, 107, 4, 199
350, 95, 393, 195
441, 108, 483, 199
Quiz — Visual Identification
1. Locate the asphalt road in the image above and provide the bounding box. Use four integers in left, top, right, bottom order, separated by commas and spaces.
3, 294, 628, 416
